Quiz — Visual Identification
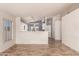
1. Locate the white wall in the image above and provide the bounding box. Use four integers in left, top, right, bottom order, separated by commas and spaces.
62, 8, 79, 52
16, 17, 48, 44
53, 15, 61, 40
0, 17, 3, 48
0, 12, 16, 52
20, 22, 28, 31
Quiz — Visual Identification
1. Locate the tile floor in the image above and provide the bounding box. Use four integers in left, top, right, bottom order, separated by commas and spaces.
0, 38, 79, 56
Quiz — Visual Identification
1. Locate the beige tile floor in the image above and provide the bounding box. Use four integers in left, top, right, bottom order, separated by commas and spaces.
0, 38, 79, 56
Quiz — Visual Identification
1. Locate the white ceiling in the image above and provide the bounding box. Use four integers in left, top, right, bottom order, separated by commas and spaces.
0, 3, 72, 17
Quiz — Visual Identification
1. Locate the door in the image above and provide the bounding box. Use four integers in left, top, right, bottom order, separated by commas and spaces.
3, 20, 12, 42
